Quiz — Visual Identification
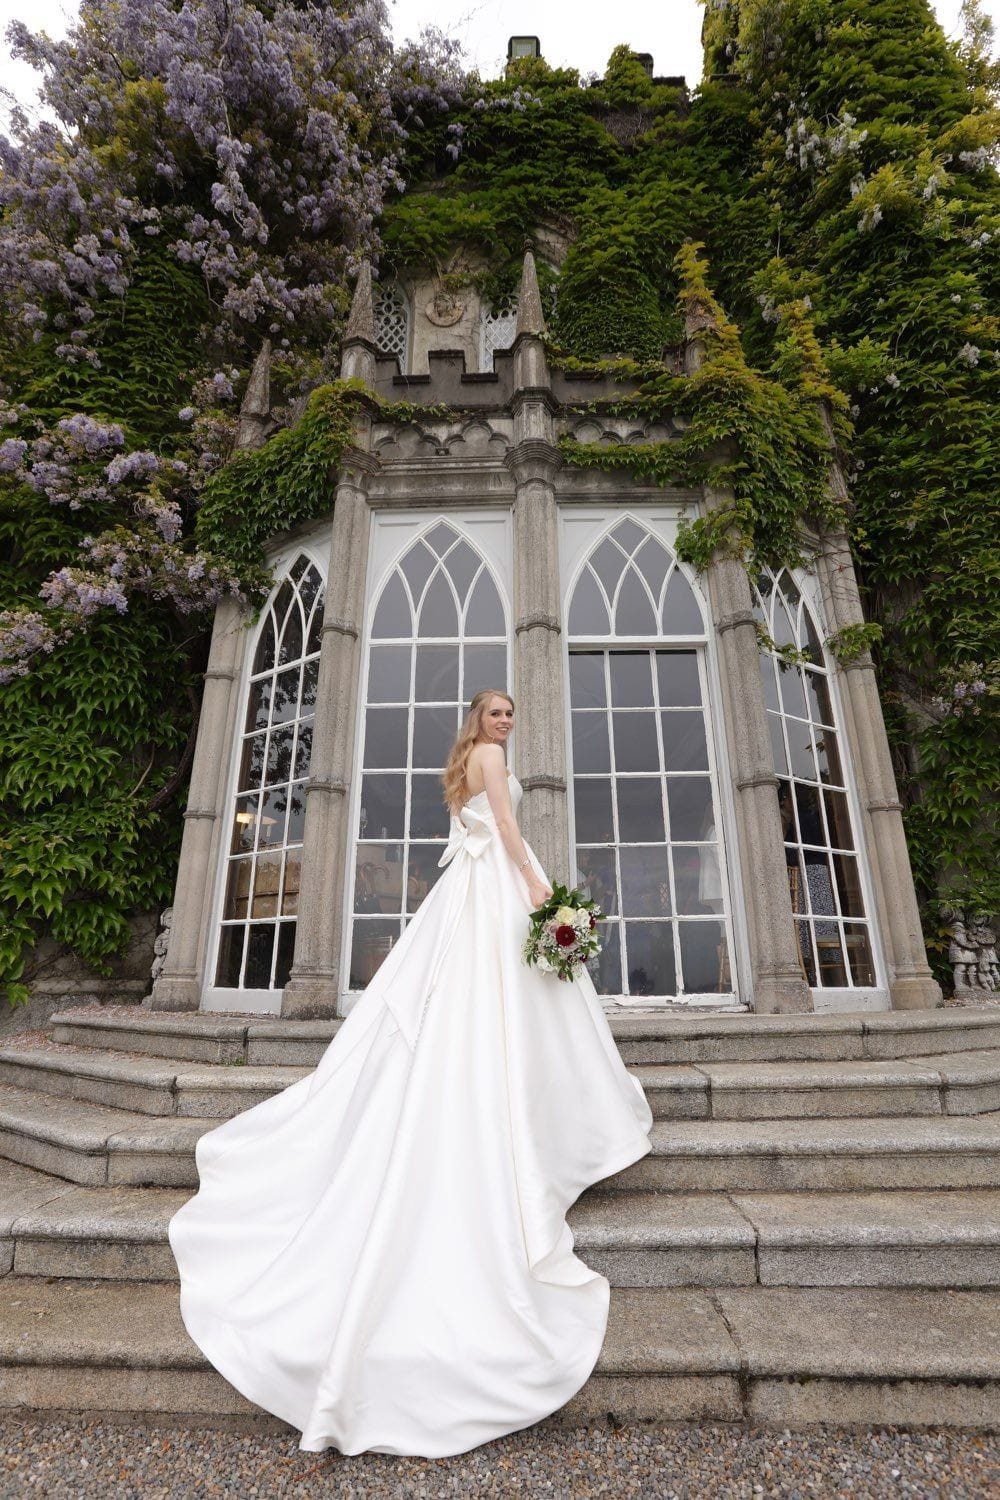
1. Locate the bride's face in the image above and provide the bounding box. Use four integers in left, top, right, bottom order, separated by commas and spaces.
478, 695, 514, 745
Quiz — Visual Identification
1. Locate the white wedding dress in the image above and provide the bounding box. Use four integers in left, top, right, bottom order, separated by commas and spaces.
168, 772, 653, 1457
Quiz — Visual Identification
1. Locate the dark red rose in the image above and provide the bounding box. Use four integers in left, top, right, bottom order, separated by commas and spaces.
589, 913, 596, 929
555, 924, 577, 948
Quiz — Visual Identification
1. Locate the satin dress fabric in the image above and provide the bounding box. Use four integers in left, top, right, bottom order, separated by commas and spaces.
167, 773, 654, 1457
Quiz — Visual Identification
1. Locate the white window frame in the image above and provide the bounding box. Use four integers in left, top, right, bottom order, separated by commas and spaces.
340, 508, 514, 1016
559, 505, 747, 1010
201, 521, 332, 1014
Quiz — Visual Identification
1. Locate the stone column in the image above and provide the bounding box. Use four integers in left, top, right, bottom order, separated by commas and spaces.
149, 598, 248, 1009
507, 250, 570, 882
281, 262, 379, 1017
816, 524, 942, 1010
683, 296, 812, 1012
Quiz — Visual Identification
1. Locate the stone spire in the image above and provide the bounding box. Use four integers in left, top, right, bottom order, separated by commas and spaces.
235, 338, 274, 452
341, 258, 377, 384
515, 247, 546, 338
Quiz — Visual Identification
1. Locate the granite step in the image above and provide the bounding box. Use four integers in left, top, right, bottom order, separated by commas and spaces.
48, 1005, 1000, 1068
6, 1154, 1000, 1291
2, 1277, 999, 1428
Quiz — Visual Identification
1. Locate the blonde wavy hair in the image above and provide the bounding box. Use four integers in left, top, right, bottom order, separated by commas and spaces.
441, 688, 515, 813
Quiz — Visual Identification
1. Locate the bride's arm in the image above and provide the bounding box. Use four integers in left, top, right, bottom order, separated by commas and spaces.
479, 745, 552, 905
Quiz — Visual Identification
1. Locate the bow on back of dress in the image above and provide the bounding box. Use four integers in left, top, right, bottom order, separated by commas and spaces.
438, 798, 495, 868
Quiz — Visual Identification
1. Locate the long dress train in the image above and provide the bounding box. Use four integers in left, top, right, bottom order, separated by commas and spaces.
167, 773, 654, 1457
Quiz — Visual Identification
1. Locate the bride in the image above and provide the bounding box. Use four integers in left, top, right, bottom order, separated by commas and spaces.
168, 688, 654, 1457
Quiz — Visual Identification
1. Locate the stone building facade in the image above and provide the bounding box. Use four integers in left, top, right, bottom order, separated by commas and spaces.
150, 252, 941, 1020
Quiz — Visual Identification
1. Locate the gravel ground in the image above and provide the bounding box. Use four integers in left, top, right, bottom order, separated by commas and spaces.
1, 1417, 999, 1499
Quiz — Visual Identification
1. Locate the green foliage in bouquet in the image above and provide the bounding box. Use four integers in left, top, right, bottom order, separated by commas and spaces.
522, 883, 603, 983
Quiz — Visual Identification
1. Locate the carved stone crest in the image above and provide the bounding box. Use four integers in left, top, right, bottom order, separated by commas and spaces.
424, 284, 466, 327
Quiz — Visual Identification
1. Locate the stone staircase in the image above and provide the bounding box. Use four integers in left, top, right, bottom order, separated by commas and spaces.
3, 1004, 1000, 1430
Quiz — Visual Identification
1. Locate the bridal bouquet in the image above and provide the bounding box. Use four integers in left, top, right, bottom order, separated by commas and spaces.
522, 883, 603, 982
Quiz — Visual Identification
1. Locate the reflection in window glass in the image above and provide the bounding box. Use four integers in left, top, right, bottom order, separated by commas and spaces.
216, 555, 323, 991
350, 522, 509, 987
754, 568, 877, 991
567, 519, 734, 1002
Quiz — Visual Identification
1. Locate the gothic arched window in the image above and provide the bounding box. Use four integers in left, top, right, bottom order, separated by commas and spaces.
566, 516, 734, 1004
374, 281, 410, 368
213, 554, 323, 995
753, 569, 877, 990
478, 288, 518, 371
348, 521, 509, 989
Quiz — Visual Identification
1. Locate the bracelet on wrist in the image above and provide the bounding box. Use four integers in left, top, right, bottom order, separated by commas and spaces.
518, 855, 530, 870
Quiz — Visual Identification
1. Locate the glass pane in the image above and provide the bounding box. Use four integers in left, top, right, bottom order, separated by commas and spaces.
244, 924, 276, 988
215, 926, 245, 988
634, 536, 669, 601
760, 659, 781, 712
574, 778, 614, 843
824, 788, 855, 850
368, 645, 411, 703
590, 920, 621, 995
231, 794, 259, 854
223, 858, 252, 922
804, 670, 836, 727
306, 596, 323, 655
250, 851, 282, 919
425, 521, 457, 556
238, 732, 267, 793
656, 651, 701, 707
615, 572, 658, 635
364, 707, 408, 769
400, 541, 436, 599
444, 539, 480, 598
803, 853, 837, 917
569, 652, 606, 708
613, 518, 647, 553
591, 537, 627, 597
274, 923, 296, 989
349, 918, 401, 989
778, 665, 809, 721
575, 847, 618, 916
271, 665, 302, 724
815, 728, 845, 787
844, 923, 876, 985
252, 614, 276, 675
359, 774, 405, 840
832, 852, 866, 918
617, 779, 665, 842
816, 926, 849, 986
465, 572, 504, 636
619, 846, 671, 917
661, 569, 703, 634
285, 781, 307, 844
569, 569, 611, 635
463, 643, 508, 701
661, 712, 709, 772
406, 844, 446, 913
355, 843, 402, 914
265, 725, 295, 786
278, 597, 303, 666
611, 708, 659, 773
293, 720, 313, 779
777, 780, 797, 841
795, 919, 818, 985
372, 572, 412, 638
673, 846, 723, 914
624, 922, 675, 996
679, 921, 728, 993
258, 786, 289, 847
795, 782, 825, 845
410, 774, 449, 838
298, 561, 321, 616
281, 851, 300, 915
786, 851, 807, 913
246, 676, 272, 733
415, 643, 460, 702
412, 705, 457, 768
767, 712, 788, 775
300, 658, 318, 711
419, 571, 458, 636
609, 652, 653, 708
668, 776, 715, 841
572, 712, 611, 773
785, 717, 817, 781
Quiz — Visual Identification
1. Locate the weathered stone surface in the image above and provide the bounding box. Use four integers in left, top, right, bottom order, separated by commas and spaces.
748, 1377, 1000, 1430
620, 1066, 708, 1118
597, 1288, 740, 1375
570, 1192, 755, 1287
915, 1048, 1000, 1115
699, 1058, 943, 1119
0, 1157, 74, 1233
560, 1374, 742, 1425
